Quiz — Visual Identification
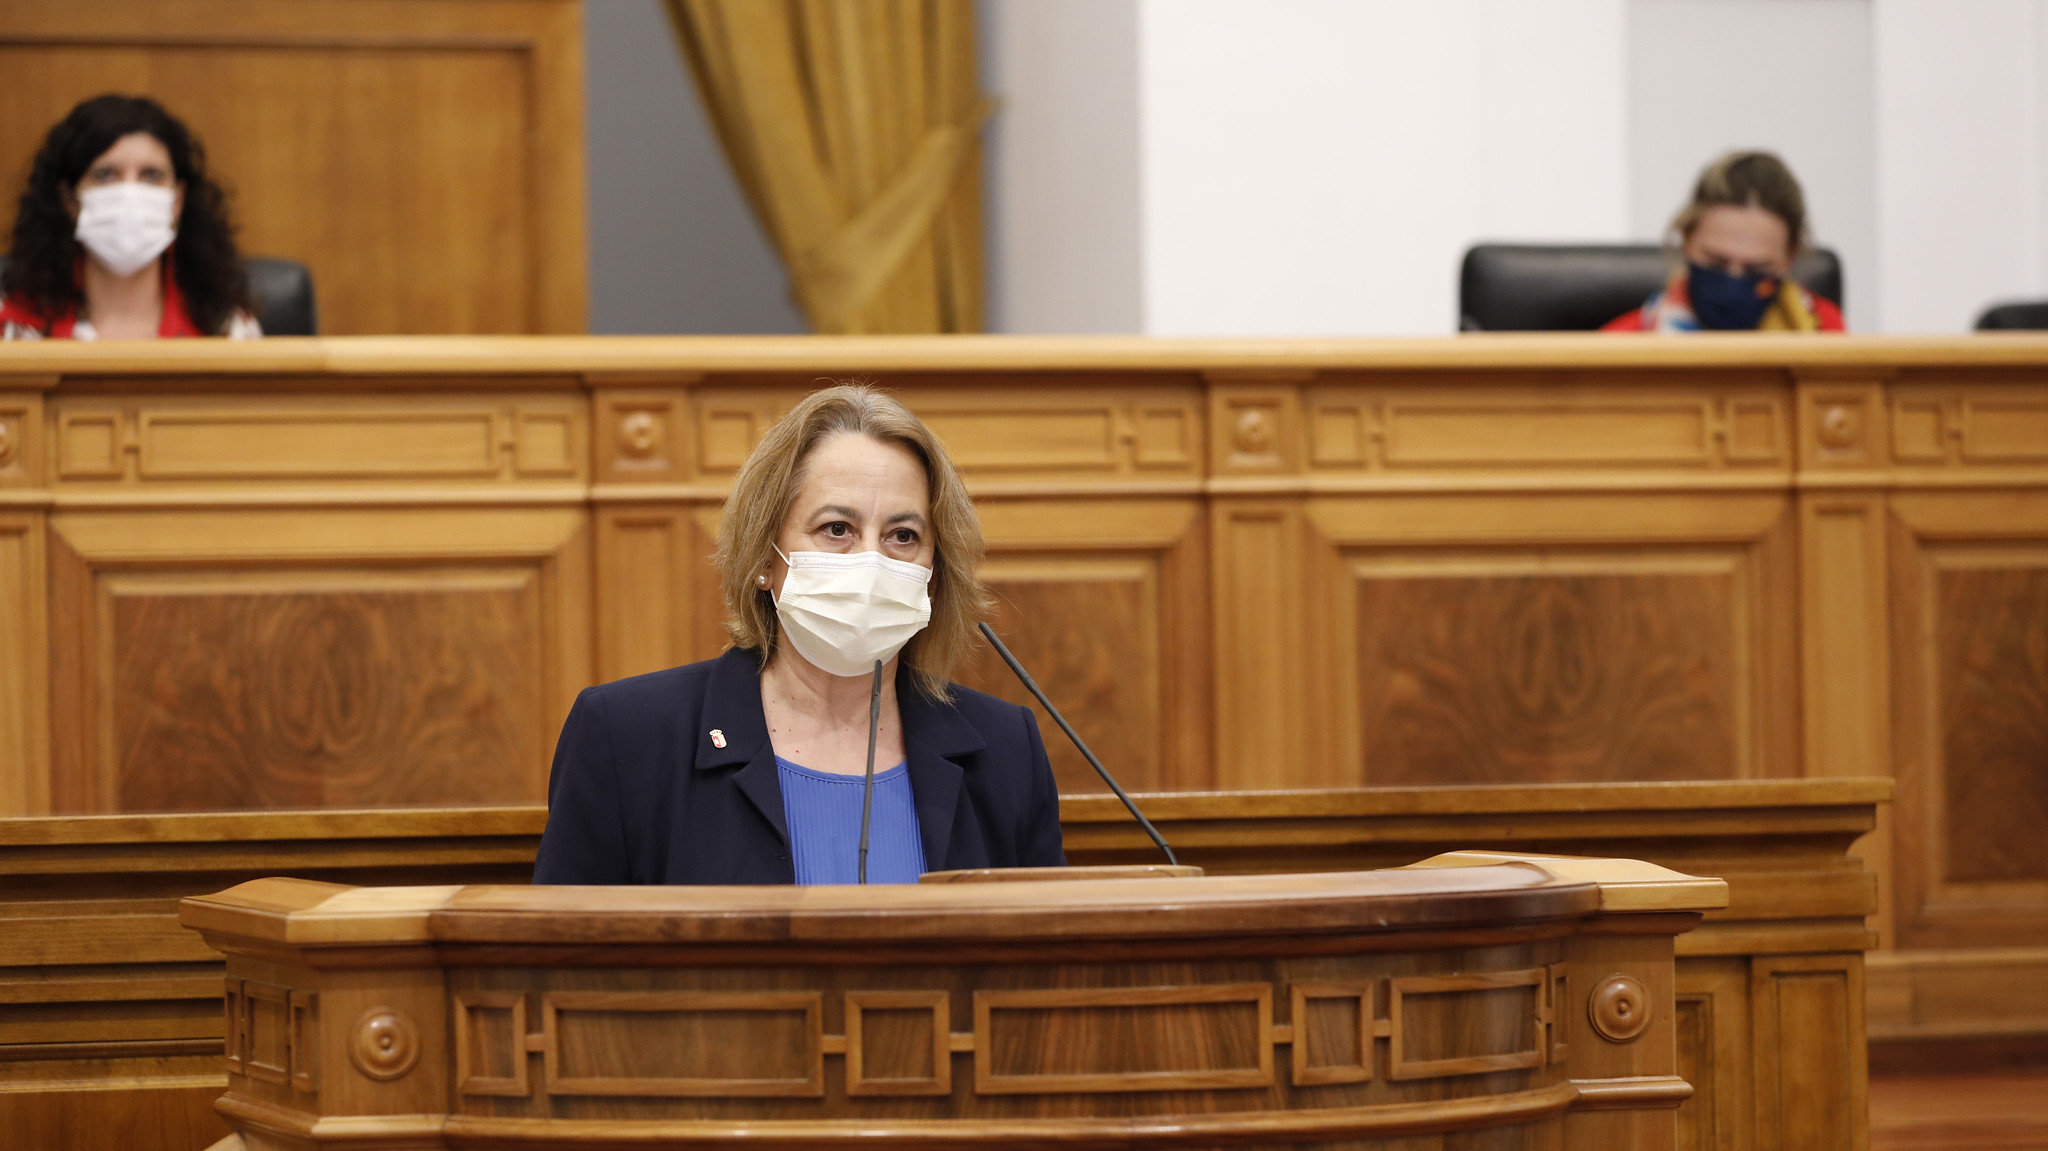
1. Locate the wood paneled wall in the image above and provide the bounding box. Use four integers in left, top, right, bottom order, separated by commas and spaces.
0, 333, 2043, 1053
0, 0, 587, 334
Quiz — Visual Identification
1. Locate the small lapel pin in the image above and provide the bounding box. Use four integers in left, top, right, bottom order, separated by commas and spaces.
710, 729, 727, 748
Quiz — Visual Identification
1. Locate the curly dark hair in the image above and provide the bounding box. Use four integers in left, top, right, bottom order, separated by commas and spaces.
3, 94, 249, 335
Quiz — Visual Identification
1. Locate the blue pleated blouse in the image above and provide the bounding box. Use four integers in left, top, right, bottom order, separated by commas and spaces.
774, 756, 927, 885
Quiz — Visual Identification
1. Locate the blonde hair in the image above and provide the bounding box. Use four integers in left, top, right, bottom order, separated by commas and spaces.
1670, 150, 1809, 252
714, 382, 988, 700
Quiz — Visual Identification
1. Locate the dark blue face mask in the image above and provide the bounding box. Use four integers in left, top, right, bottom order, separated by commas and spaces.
1687, 263, 1780, 330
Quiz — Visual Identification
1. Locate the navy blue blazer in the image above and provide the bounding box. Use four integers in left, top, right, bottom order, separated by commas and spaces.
532, 647, 1066, 884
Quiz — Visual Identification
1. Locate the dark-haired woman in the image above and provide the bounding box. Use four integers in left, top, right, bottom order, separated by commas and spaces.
1605, 151, 1844, 333
2, 94, 259, 340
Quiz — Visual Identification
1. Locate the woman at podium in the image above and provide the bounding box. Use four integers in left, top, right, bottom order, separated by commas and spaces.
534, 384, 1066, 885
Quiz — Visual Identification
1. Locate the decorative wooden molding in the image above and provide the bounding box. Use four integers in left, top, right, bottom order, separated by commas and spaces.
540, 991, 825, 1098
455, 991, 529, 1097
1588, 974, 1652, 1043
243, 981, 292, 1085
348, 1006, 420, 1082
844, 990, 952, 1097
973, 984, 1275, 1095
1387, 968, 1547, 1081
288, 990, 319, 1091
1288, 981, 1382, 1086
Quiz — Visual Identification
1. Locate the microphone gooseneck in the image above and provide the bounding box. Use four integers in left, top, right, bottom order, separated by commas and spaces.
976, 621, 1178, 866
856, 658, 882, 884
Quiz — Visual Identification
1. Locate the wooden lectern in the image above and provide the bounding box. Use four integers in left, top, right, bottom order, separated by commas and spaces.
178, 853, 1727, 1149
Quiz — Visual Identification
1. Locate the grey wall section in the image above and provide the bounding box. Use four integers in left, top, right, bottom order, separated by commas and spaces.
584, 0, 805, 334
977, 0, 1143, 333
1627, 0, 1876, 328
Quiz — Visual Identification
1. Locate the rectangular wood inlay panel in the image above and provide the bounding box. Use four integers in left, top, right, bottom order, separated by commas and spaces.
107, 568, 549, 811
1384, 401, 1711, 465
1961, 399, 2048, 461
845, 990, 951, 1097
1291, 981, 1378, 1086
973, 984, 1272, 1094
1388, 969, 1543, 1081
138, 411, 498, 479
456, 991, 529, 1097
1937, 563, 2048, 884
542, 991, 823, 1097
1355, 561, 1740, 784
960, 561, 1159, 794
924, 409, 1117, 470
243, 981, 291, 1086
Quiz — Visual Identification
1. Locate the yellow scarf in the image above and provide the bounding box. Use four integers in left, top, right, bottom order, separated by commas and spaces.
1759, 282, 1820, 332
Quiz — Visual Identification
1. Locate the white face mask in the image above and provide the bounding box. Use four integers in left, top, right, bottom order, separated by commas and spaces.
74, 182, 178, 277
771, 547, 933, 678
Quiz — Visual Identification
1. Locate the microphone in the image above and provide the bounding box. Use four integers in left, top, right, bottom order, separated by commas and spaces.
857, 658, 882, 884
976, 621, 1178, 866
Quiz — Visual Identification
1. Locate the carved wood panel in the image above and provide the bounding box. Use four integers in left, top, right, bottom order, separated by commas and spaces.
1674, 958, 1750, 1151
959, 500, 1210, 793
541, 991, 825, 1098
973, 984, 1273, 1094
1750, 955, 1865, 1151
1891, 493, 2048, 948
1351, 554, 1744, 785
1298, 493, 1797, 790
1935, 561, 2048, 885
102, 571, 548, 810
46, 508, 588, 813
0, 515, 48, 816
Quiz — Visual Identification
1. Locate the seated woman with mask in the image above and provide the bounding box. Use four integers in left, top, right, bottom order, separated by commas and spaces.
1604, 150, 1844, 333
534, 384, 1066, 885
2, 94, 259, 340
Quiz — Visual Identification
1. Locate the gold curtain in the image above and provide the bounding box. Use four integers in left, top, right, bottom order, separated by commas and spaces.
665, 0, 989, 334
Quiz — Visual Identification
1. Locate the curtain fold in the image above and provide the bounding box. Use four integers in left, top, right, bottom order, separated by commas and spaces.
665, 0, 988, 334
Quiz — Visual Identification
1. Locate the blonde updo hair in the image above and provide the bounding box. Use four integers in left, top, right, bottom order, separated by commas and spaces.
713, 382, 988, 700
1670, 150, 1809, 253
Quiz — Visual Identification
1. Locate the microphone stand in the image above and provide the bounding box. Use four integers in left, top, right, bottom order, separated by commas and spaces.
977, 621, 1178, 866
856, 659, 882, 884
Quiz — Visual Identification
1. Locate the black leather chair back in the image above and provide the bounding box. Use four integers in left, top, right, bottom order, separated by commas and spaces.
1459, 243, 1844, 331
243, 257, 317, 335
1975, 301, 2048, 331
0, 253, 316, 335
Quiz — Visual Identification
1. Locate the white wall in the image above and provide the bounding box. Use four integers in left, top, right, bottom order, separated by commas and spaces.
1875, 0, 2048, 332
1626, 0, 1875, 329
966, 2, 2048, 336
1134, 0, 1627, 336
978, 0, 1144, 333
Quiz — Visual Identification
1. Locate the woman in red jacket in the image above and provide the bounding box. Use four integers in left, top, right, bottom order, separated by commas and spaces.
1605, 151, 1844, 333
1, 94, 258, 341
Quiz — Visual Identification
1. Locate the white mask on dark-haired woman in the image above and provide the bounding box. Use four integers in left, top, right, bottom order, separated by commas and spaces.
771, 547, 932, 678
74, 182, 177, 277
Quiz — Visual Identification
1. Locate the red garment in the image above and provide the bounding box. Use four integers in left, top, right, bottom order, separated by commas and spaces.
1602, 292, 1846, 332
0, 261, 204, 338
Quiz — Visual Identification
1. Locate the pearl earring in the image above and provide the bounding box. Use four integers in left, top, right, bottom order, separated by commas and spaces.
756, 573, 769, 588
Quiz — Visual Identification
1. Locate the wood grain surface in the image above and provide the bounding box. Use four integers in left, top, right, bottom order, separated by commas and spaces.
2, 333, 2042, 1118
178, 859, 1707, 1146
1935, 563, 2048, 885
1356, 567, 1737, 784
111, 579, 547, 810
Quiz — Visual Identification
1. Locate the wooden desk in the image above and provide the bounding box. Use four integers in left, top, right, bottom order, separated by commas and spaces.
178, 857, 1725, 1149
0, 331, 2036, 1042
0, 778, 1880, 1151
